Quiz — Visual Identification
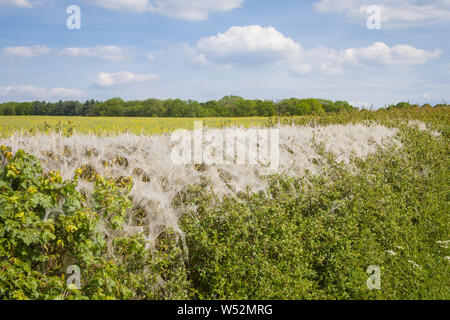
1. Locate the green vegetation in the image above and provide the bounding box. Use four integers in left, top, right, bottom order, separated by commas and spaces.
1, 96, 355, 117
0, 106, 448, 300
1, 96, 446, 118
0, 116, 269, 137
0, 148, 188, 300
0, 104, 448, 138
180, 124, 449, 299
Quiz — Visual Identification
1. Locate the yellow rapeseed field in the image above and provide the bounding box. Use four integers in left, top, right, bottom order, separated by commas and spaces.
0, 116, 269, 137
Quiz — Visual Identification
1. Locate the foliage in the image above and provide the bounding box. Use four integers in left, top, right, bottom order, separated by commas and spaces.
0, 147, 188, 300
0, 96, 356, 118
0, 97, 447, 119
0, 105, 447, 138
0, 106, 448, 300
180, 121, 449, 300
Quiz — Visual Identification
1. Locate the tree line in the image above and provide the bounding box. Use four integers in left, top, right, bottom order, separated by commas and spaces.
0, 96, 444, 117
0, 96, 354, 117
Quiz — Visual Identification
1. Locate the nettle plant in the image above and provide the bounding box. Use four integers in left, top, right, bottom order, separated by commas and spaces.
0, 146, 188, 300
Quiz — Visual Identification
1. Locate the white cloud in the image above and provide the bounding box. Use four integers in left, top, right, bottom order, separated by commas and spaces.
189, 25, 302, 67
150, 0, 243, 20
352, 42, 442, 66
187, 26, 440, 75
87, 0, 243, 21
60, 46, 128, 62
290, 42, 441, 76
84, 0, 151, 13
313, 0, 450, 27
422, 93, 432, 100
289, 64, 313, 76
95, 71, 160, 87
2, 45, 50, 57
0, 0, 33, 8
0, 85, 85, 100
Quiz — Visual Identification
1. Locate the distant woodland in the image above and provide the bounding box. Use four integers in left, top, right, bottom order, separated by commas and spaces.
0, 96, 443, 117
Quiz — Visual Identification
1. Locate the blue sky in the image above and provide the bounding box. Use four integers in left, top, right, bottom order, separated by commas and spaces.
0, 0, 449, 107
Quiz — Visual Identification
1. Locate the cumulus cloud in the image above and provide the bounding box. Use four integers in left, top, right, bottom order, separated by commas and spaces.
0, 85, 85, 100
188, 25, 302, 67
95, 71, 160, 87
86, 0, 243, 21
351, 42, 442, 66
2, 45, 50, 57
313, 0, 450, 27
60, 46, 128, 62
0, 0, 33, 8
289, 42, 441, 76
187, 25, 440, 75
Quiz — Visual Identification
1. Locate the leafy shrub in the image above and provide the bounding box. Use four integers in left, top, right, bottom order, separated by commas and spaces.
180, 125, 449, 300
0, 146, 189, 300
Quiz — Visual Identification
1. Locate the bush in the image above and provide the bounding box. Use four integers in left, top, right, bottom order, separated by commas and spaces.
0, 147, 189, 300
180, 125, 449, 299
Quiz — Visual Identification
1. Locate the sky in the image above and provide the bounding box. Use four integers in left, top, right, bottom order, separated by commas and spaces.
0, 0, 449, 108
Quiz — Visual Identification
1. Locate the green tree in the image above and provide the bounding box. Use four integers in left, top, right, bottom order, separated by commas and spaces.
95, 98, 125, 117
2, 103, 16, 115
396, 102, 412, 109
255, 100, 276, 116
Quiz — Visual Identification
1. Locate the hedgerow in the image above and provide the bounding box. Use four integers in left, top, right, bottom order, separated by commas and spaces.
0, 147, 188, 300
180, 124, 449, 299
0, 107, 448, 300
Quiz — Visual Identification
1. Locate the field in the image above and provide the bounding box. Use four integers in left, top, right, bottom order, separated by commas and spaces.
0, 106, 448, 136
0, 116, 268, 137
0, 106, 448, 300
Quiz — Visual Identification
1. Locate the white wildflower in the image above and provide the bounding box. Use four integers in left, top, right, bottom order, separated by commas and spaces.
408, 260, 421, 269
436, 241, 450, 249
